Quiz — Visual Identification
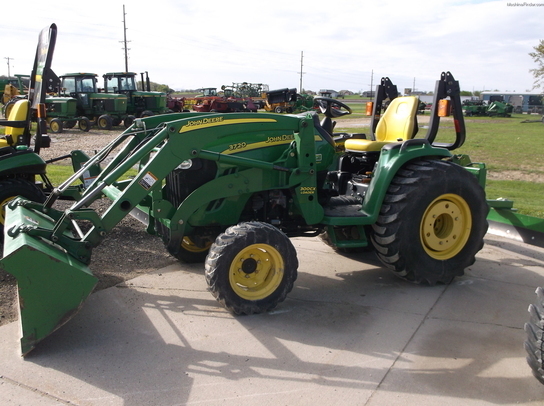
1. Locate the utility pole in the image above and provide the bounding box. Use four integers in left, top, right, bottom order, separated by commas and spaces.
369, 70, 373, 95
121, 5, 130, 72
4, 57, 13, 78
299, 51, 305, 93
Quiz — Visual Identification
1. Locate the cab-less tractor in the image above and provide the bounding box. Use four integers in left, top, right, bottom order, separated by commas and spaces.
1, 24, 494, 356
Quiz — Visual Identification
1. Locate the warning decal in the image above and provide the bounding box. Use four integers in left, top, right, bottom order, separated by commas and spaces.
139, 172, 158, 190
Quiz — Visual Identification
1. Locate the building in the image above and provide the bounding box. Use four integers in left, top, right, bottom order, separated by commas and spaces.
480, 92, 543, 114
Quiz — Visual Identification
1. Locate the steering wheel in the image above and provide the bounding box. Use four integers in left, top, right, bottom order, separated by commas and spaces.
313, 97, 352, 118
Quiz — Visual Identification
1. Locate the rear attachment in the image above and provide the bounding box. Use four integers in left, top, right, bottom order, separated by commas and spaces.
487, 199, 544, 248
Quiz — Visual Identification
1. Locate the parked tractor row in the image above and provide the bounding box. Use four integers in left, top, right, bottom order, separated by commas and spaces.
2, 70, 170, 133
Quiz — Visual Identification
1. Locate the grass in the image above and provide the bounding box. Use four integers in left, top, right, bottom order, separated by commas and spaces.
45, 164, 137, 186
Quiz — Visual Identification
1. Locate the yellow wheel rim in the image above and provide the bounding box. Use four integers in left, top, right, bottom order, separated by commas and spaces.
229, 243, 284, 300
181, 236, 211, 253
420, 193, 472, 260
50, 120, 60, 132
0, 196, 16, 226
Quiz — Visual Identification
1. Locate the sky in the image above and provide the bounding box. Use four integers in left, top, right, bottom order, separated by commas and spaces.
1, 0, 542, 94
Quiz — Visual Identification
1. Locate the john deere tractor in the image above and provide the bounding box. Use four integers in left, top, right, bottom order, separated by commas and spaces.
1, 65, 492, 355
46, 72, 128, 132
102, 71, 169, 127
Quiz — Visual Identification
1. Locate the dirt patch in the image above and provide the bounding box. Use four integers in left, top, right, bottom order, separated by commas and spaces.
487, 170, 544, 183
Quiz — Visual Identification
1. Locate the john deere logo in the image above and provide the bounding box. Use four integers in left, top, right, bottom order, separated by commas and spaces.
265, 134, 294, 144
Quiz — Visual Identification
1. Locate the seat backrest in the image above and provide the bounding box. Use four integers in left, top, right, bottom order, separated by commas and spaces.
4, 100, 29, 139
375, 96, 418, 142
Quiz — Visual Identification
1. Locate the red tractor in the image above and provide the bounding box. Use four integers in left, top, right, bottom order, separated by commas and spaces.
192, 87, 253, 113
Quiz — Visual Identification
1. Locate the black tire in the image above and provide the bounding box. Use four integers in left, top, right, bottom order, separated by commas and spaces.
140, 110, 154, 118
371, 158, 488, 285
525, 287, 544, 385
205, 222, 298, 315
124, 115, 136, 128
63, 120, 76, 129
0, 179, 46, 243
78, 117, 91, 132
274, 106, 283, 114
173, 236, 213, 263
2, 98, 19, 119
97, 114, 113, 130
49, 118, 63, 133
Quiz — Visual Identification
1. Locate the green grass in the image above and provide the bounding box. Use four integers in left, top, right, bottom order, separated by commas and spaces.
45, 164, 137, 186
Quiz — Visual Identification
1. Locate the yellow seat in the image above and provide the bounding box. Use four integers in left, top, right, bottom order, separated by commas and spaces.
0, 99, 29, 148
345, 96, 418, 152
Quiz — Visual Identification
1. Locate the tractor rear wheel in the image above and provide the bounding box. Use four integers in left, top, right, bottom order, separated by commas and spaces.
205, 222, 298, 315
0, 179, 46, 243
371, 158, 488, 285
525, 287, 544, 385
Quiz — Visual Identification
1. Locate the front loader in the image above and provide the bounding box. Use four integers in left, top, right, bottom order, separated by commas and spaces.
1, 67, 492, 355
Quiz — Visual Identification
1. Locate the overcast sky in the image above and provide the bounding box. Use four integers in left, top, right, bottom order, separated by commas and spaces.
1, 0, 542, 94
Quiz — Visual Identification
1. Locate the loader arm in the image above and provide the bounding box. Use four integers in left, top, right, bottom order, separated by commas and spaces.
1, 112, 325, 355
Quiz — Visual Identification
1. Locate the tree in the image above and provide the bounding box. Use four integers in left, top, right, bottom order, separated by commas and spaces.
529, 39, 544, 90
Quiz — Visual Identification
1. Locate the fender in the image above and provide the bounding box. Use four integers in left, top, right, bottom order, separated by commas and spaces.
361, 139, 451, 221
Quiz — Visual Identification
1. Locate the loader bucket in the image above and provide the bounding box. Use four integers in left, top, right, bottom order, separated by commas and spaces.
0, 202, 97, 356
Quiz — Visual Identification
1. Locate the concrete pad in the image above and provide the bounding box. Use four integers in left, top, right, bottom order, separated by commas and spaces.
0, 234, 543, 405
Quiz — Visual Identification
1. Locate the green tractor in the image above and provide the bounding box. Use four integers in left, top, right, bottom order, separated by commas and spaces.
2, 69, 493, 355
102, 71, 168, 127
486, 100, 514, 117
462, 99, 487, 116
46, 72, 128, 132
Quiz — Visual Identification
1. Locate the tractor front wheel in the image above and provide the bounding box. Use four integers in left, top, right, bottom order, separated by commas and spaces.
371, 158, 488, 285
0, 179, 46, 242
78, 117, 91, 132
205, 222, 298, 315
173, 236, 213, 263
525, 287, 544, 385
124, 115, 136, 128
49, 118, 63, 133
97, 115, 113, 130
